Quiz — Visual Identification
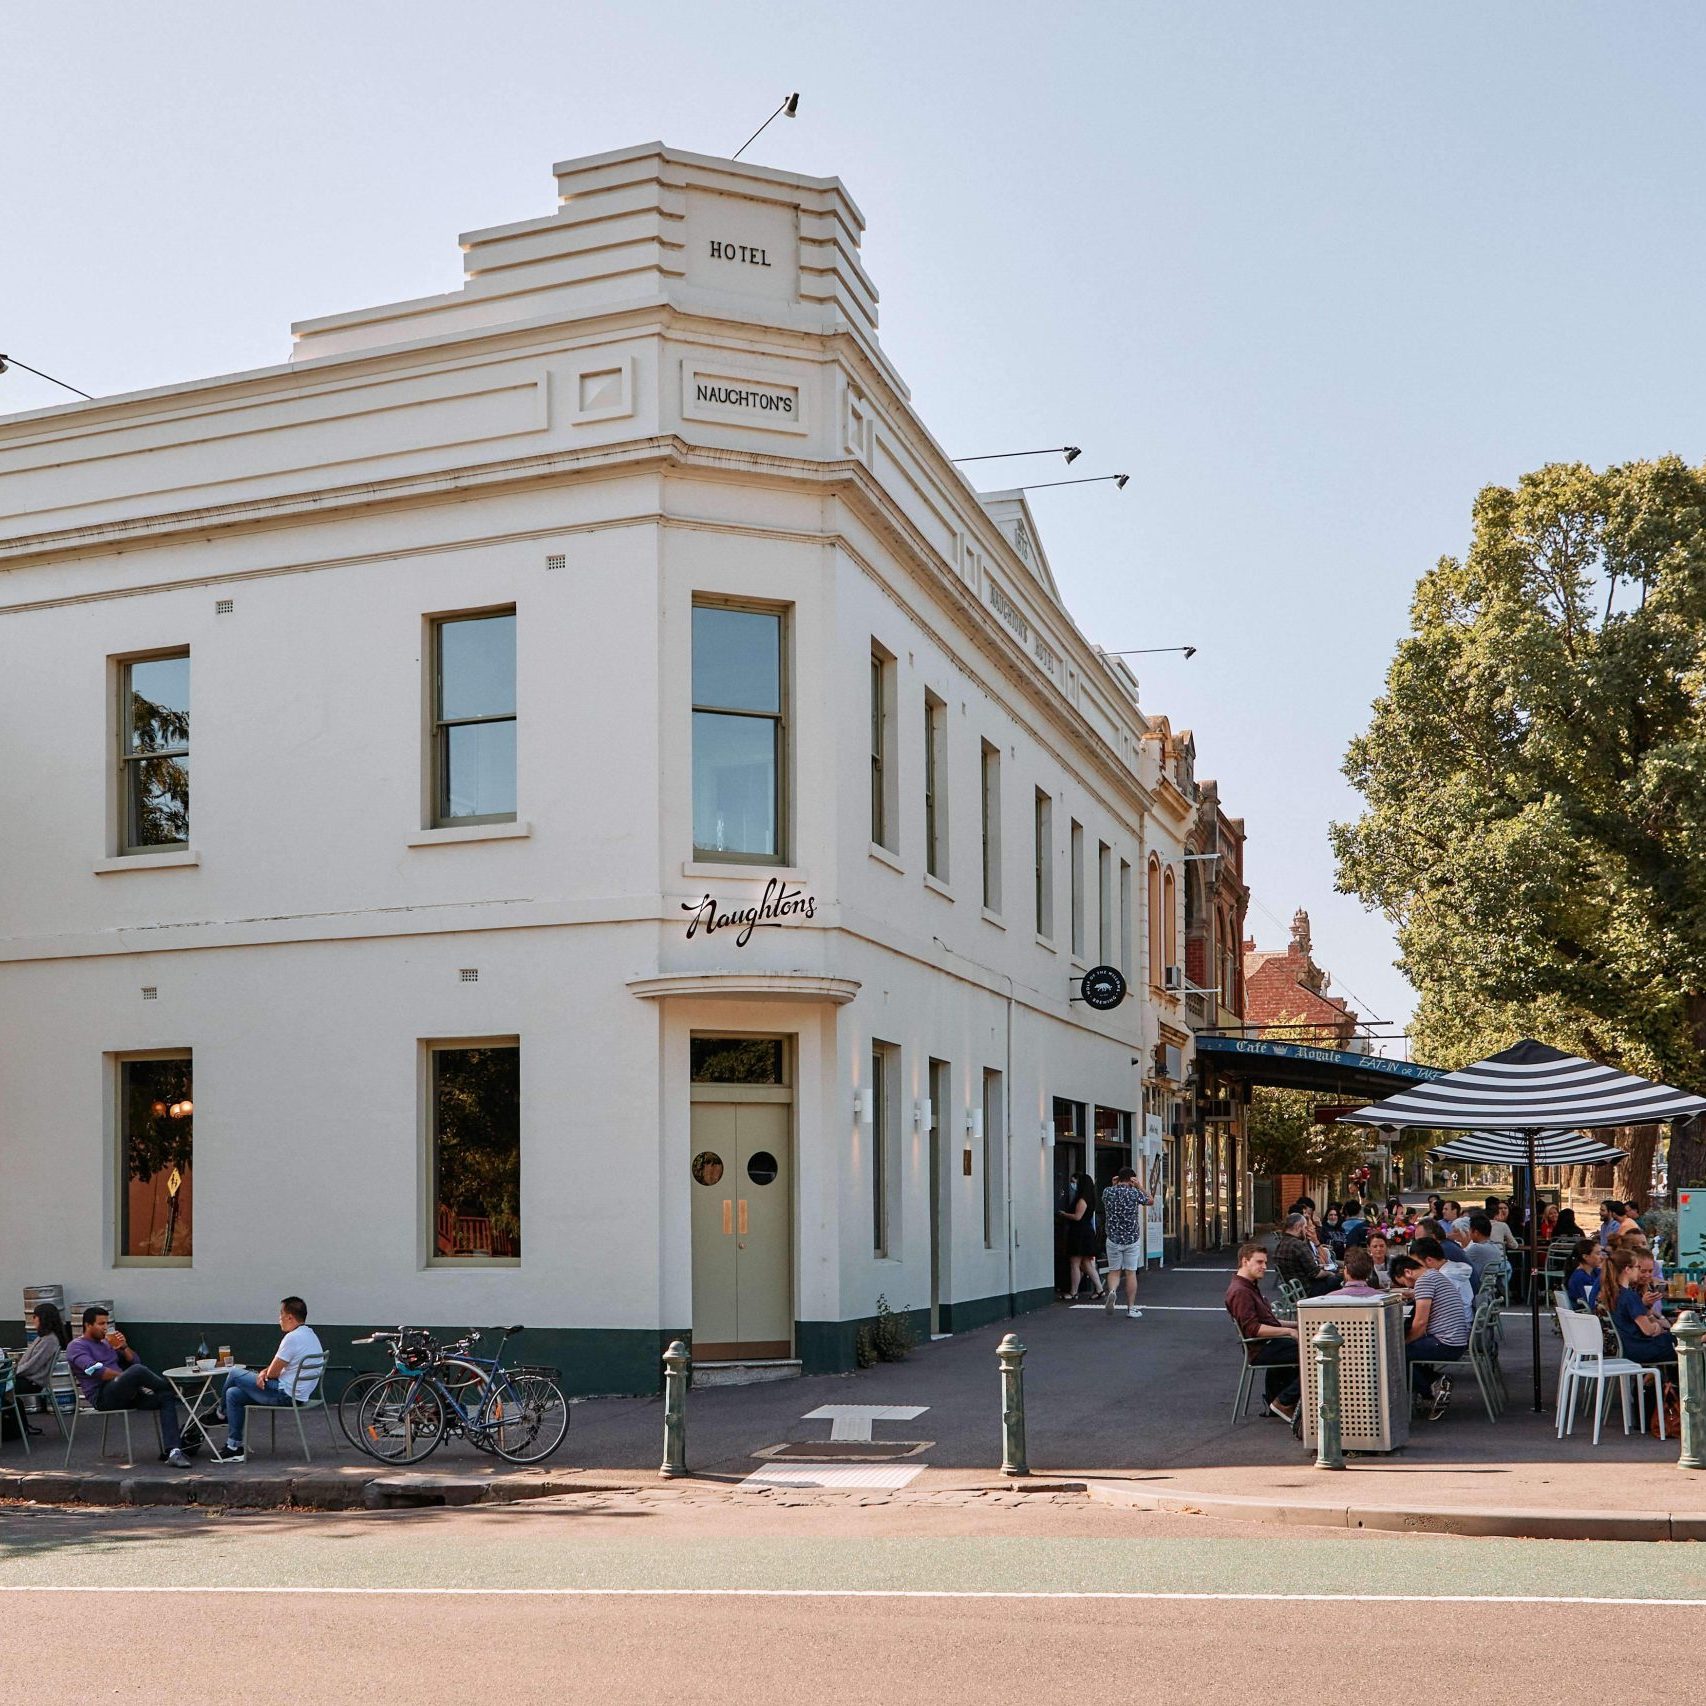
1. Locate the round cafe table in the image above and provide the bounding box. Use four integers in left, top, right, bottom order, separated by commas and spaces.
163, 1362, 246, 1462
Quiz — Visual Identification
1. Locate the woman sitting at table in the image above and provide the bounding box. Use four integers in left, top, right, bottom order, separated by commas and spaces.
1564, 1239, 1602, 1311
1605, 1250, 1676, 1366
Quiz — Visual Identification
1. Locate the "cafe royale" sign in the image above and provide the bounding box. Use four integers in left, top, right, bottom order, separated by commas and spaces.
683, 879, 817, 947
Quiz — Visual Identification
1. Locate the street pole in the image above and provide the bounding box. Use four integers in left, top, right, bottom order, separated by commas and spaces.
997, 1333, 1029, 1477
1312, 1321, 1344, 1470
659, 1339, 690, 1478
1675, 1311, 1705, 1470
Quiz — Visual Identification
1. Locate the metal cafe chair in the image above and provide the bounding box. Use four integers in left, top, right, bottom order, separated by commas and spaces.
60, 1360, 134, 1468
254, 1354, 336, 1461
1228, 1320, 1269, 1423
0, 1351, 32, 1457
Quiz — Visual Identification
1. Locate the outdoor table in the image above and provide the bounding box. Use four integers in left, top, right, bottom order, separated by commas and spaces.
163, 1362, 246, 1462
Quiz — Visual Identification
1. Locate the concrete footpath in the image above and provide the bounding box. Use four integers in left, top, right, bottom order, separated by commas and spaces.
7, 1262, 1704, 1538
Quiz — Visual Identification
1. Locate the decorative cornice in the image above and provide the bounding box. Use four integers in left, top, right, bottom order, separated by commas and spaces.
627, 972, 860, 1005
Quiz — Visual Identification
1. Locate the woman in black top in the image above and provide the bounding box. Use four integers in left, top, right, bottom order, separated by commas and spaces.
1059, 1174, 1104, 1300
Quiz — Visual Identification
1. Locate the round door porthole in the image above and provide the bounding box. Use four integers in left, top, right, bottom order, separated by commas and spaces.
746, 1150, 780, 1186
692, 1152, 724, 1186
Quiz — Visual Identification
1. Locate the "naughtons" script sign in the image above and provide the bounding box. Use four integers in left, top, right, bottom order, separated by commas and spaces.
683, 879, 818, 947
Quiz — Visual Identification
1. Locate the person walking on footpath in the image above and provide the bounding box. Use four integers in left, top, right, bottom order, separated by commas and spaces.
64, 1307, 195, 1466
1100, 1165, 1151, 1318
1059, 1173, 1105, 1301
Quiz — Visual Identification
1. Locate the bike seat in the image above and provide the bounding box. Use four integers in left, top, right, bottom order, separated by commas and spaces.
505, 1324, 525, 1335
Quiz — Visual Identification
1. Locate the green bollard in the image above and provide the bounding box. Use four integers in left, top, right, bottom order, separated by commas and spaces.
1312, 1320, 1344, 1471
659, 1339, 690, 1479
998, 1333, 1029, 1477
1675, 1311, 1705, 1471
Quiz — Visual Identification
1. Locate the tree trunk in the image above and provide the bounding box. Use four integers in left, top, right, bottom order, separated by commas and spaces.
1616, 1125, 1659, 1207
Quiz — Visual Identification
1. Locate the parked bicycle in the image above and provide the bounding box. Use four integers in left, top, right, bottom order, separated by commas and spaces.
354, 1325, 569, 1465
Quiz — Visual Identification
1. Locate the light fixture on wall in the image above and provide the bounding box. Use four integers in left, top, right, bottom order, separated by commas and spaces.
854, 1088, 875, 1132
951, 445, 1082, 466
1019, 473, 1129, 493
1042, 1118, 1056, 1149
914, 1098, 932, 1136
965, 1109, 980, 1175
732, 91, 801, 159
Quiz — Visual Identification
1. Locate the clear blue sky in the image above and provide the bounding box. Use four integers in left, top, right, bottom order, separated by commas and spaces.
8, 3, 1705, 1049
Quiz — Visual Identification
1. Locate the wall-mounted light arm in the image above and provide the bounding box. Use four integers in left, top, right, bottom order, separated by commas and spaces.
1018, 474, 1129, 492
952, 446, 1081, 465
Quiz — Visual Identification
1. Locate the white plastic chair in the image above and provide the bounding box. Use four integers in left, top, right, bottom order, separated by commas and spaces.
1554, 1308, 1664, 1444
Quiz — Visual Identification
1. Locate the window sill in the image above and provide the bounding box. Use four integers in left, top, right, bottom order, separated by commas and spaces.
682, 860, 807, 882
426, 1258, 522, 1270
94, 849, 200, 875
407, 820, 531, 847
1035, 933, 1057, 953
922, 872, 953, 901
981, 907, 1006, 930
113, 1256, 192, 1268
867, 841, 904, 874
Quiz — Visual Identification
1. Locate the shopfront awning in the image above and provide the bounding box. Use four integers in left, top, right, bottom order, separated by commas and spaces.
1192, 1034, 1444, 1099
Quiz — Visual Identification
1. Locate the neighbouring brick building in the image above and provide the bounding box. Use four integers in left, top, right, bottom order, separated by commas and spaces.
1242, 909, 1361, 1047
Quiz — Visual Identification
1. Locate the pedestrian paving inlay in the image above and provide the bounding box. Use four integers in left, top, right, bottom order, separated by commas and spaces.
800, 1405, 929, 1441
739, 1462, 925, 1490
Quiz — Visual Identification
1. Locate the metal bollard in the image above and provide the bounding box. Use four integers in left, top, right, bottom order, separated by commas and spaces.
1675, 1311, 1705, 1471
997, 1333, 1029, 1477
1312, 1321, 1344, 1471
659, 1339, 690, 1479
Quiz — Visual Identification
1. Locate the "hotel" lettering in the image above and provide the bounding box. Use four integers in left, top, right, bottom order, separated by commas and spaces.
708, 240, 772, 267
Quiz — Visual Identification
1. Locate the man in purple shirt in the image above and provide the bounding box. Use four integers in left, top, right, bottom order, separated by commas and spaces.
64, 1307, 193, 1466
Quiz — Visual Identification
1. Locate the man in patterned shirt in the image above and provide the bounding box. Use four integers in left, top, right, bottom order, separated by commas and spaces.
1100, 1166, 1152, 1318
1406, 1237, 1470, 1419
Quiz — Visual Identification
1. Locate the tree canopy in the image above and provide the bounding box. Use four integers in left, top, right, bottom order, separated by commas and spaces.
1332, 457, 1706, 1177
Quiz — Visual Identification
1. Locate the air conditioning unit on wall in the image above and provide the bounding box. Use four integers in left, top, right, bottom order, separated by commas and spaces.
1163, 964, 1183, 992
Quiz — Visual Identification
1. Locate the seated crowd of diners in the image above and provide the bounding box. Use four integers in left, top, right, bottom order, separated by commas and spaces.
1228, 1189, 1682, 1431
3, 1298, 323, 1467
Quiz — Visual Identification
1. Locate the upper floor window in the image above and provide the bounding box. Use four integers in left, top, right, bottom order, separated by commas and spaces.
980, 742, 1002, 912
119, 652, 190, 851
924, 691, 947, 880
1147, 855, 1163, 988
693, 602, 786, 863
870, 644, 897, 851
1098, 842, 1114, 964
433, 611, 516, 825
1034, 790, 1054, 941
1069, 819, 1085, 958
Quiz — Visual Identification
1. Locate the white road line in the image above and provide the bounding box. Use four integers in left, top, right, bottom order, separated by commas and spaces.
1070, 1304, 1226, 1312
0, 1586, 1701, 1605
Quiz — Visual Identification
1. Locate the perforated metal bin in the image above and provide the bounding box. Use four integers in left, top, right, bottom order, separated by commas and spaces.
1296, 1292, 1409, 1453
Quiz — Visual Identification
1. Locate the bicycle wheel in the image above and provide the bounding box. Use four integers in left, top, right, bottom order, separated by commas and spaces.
355, 1375, 447, 1464
337, 1372, 387, 1449
482, 1371, 570, 1464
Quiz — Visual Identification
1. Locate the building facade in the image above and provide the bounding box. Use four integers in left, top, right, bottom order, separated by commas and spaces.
0, 144, 1228, 1389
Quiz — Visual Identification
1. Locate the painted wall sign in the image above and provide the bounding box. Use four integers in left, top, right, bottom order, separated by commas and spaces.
708, 240, 773, 267
681, 364, 807, 436
683, 879, 818, 947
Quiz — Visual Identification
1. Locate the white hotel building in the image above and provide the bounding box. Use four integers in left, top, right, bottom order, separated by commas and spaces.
0, 144, 1227, 1390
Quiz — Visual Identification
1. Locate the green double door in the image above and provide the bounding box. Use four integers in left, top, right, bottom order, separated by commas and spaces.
689, 1096, 793, 1361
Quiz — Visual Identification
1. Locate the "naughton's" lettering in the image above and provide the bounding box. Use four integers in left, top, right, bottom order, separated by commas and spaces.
695, 381, 795, 414
682, 879, 817, 947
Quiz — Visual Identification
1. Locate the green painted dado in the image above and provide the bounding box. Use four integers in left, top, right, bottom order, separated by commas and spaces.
796, 1287, 1054, 1375
113, 1321, 679, 1399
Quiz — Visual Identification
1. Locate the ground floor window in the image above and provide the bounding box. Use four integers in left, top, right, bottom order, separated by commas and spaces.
429, 1042, 520, 1261
119, 1054, 194, 1261
1093, 1105, 1133, 1191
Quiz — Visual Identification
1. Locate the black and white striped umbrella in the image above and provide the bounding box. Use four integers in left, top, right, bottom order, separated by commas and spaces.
1426, 1130, 1627, 1167
1339, 1039, 1705, 1411
1338, 1038, 1706, 1132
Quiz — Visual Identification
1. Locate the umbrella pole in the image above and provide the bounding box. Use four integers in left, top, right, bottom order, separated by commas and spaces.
1527, 1130, 1543, 1412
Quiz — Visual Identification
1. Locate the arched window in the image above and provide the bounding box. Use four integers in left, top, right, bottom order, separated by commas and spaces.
1146, 856, 1163, 989
1162, 866, 1177, 981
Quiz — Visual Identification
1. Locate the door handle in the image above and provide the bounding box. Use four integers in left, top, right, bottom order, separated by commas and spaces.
738, 1198, 750, 1236
722, 1200, 733, 1236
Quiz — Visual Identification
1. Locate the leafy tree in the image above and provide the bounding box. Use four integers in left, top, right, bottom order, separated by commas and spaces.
1332, 457, 1706, 1180
1247, 1087, 1369, 1180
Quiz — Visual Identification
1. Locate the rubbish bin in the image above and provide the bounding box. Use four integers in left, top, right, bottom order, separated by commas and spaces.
1297, 1292, 1409, 1453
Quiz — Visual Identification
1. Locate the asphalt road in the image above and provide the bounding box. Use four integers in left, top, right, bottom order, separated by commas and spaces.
5, 1498, 1705, 1704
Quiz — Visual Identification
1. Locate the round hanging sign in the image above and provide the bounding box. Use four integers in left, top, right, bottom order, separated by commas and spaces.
1080, 965, 1128, 1011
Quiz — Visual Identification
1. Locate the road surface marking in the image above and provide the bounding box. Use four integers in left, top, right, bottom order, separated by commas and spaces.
801, 1404, 929, 1442
1070, 1304, 1225, 1312
1, 1586, 1703, 1606
741, 1463, 925, 1490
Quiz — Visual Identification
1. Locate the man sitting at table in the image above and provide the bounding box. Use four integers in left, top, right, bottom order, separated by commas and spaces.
1272, 1214, 1337, 1296
1328, 1248, 1383, 1298
1405, 1238, 1471, 1420
63, 1307, 194, 1467
221, 1297, 323, 1462
1458, 1214, 1504, 1293
1224, 1243, 1302, 1424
